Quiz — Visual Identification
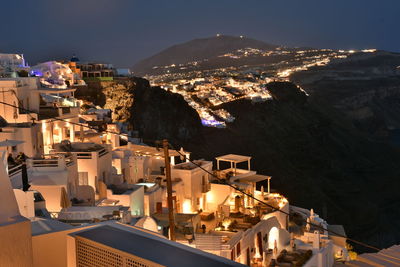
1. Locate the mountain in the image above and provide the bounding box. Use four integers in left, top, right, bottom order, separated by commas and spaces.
132, 35, 278, 75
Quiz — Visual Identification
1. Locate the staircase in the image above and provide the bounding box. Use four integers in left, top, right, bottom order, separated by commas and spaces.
336, 245, 400, 267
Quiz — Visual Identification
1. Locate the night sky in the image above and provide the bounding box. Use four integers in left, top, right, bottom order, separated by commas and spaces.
1, 0, 399, 67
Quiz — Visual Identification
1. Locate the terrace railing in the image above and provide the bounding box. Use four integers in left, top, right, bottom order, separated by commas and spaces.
8, 163, 23, 177
98, 148, 108, 158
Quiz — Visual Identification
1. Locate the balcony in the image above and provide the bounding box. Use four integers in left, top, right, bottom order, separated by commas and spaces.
39, 105, 79, 120
28, 154, 76, 170
52, 142, 109, 160
39, 93, 80, 119
8, 163, 23, 177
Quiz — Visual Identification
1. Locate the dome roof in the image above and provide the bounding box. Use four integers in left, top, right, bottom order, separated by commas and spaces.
70, 55, 80, 62
135, 216, 158, 232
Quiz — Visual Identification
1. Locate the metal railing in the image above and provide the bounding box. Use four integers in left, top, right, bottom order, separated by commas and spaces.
30, 158, 59, 168
76, 152, 92, 159
28, 154, 76, 168
98, 148, 108, 157
8, 163, 23, 177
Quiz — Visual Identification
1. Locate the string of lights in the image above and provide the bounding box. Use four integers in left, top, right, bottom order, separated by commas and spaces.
0, 100, 395, 256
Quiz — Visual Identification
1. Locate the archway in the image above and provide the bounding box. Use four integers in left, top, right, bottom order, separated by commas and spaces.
268, 226, 280, 250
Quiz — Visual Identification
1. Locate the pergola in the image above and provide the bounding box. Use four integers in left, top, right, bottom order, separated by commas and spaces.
238, 174, 272, 194
215, 154, 252, 173
216, 154, 271, 193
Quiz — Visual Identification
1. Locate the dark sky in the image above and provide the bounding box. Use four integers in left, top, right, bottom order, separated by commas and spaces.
1, 0, 399, 67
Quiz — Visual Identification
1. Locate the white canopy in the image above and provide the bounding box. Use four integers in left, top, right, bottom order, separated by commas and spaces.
0, 139, 24, 147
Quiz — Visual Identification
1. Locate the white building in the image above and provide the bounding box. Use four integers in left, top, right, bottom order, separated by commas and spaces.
7, 153, 78, 214
53, 142, 112, 198
171, 160, 212, 213
0, 53, 29, 76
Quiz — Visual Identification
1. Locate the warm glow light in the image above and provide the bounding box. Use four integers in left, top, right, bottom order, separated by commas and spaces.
362, 49, 376, 53
222, 219, 232, 229
268, 227, 279, 249
206, 192, 214, 203
182, 199, 192, 213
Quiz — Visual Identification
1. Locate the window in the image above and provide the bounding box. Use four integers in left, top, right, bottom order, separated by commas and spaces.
78, 172, 89, 186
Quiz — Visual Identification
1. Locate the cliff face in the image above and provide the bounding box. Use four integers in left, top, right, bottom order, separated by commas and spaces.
132, 81, 400, 250
187, 83, 400, 251
75, 79, 138, 122
131, 83, 203, 145
290, 53, 400, 138
75, 77, 203, 145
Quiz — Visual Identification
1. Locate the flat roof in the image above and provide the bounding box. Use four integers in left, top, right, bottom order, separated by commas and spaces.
38, 88, 76, 94
216, 154, 251, 163
238, 174, 271, 183
72, 224, 244, 267
127, 144, 190, 157
31, 217, 74, 236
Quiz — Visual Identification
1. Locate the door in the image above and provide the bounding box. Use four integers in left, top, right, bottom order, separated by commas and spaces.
246, 248, 250, 265
257, 232, 263, 257
78, 172, 88, 185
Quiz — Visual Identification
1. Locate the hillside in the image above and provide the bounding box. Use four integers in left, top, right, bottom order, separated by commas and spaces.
132, 35, 278, 75
290, 52, 400, 138
127, 81, 400, 251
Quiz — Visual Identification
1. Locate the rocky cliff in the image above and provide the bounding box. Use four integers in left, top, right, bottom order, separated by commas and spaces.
75, 77, 203, 145
290, 52, 400, 139
131, 82, 203, 145
130, 81, 400, 251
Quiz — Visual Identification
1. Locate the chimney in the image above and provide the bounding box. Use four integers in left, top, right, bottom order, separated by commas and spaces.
21, 163, 30, 191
